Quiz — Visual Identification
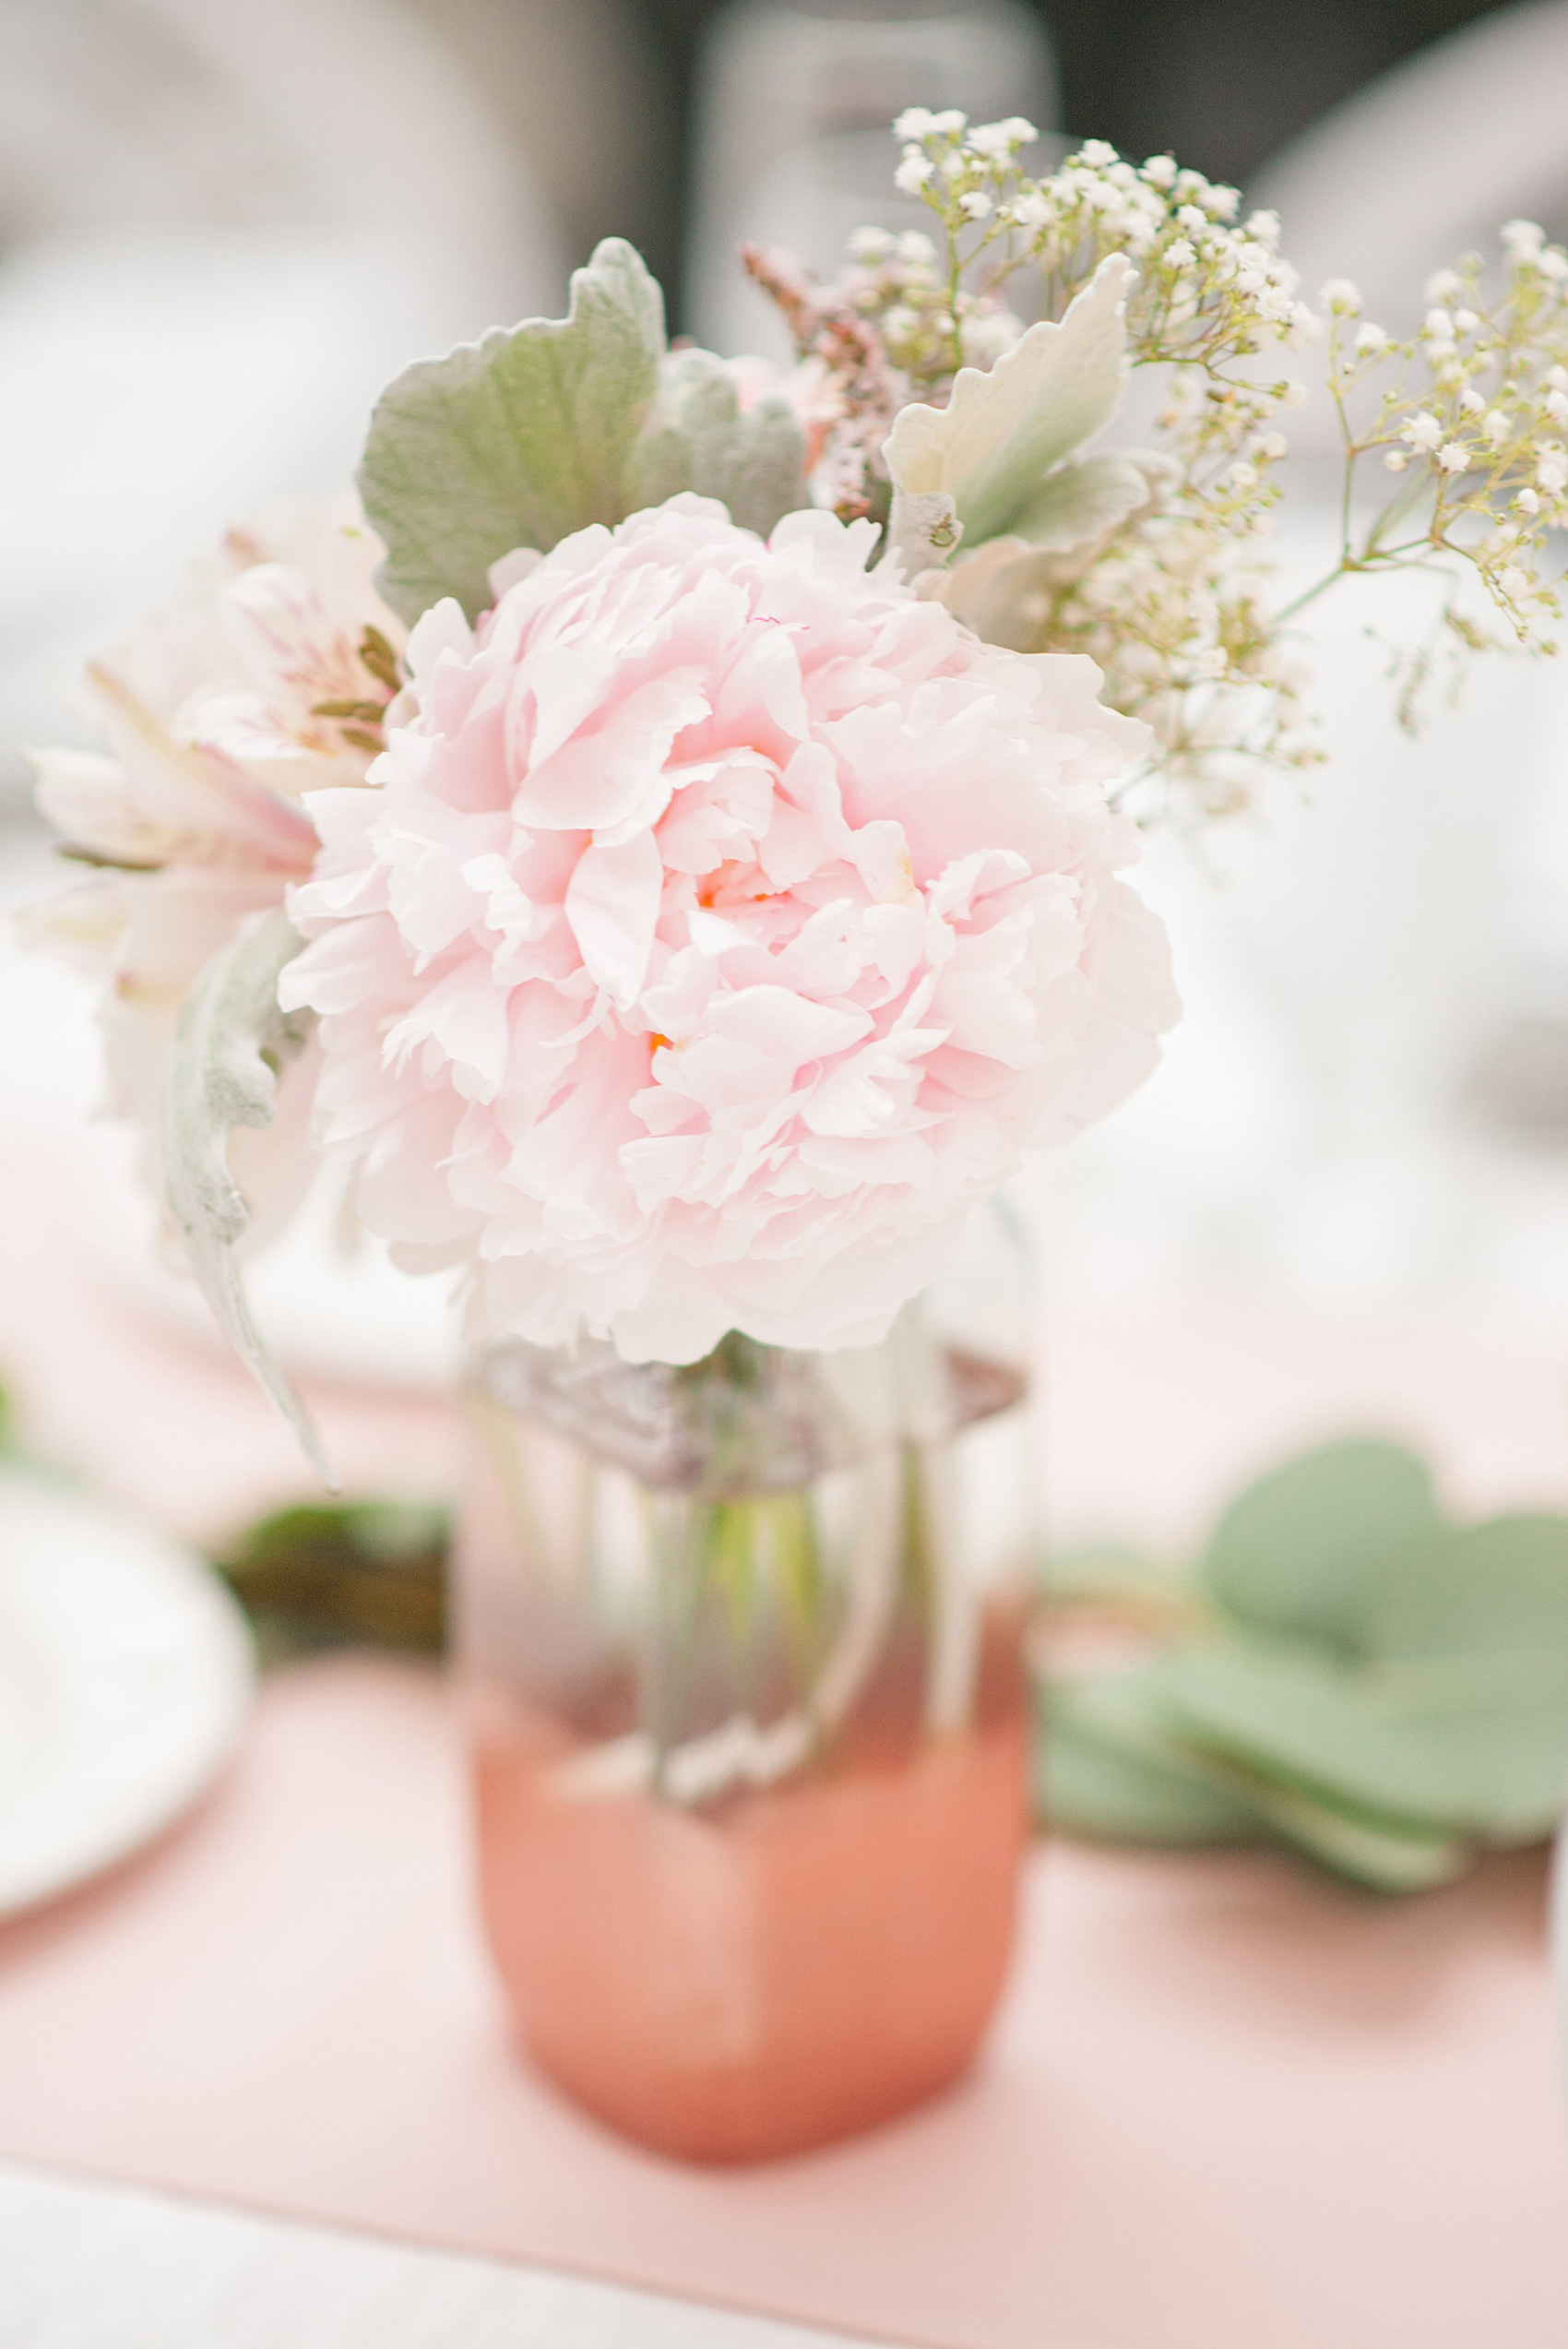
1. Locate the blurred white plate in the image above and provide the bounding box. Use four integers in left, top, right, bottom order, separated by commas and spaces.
0, 1469, 254, 1916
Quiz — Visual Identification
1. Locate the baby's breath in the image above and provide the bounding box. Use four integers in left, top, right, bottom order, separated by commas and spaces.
882, 120, 1318, 807
1311, 223, 1568, 704
749, 122, 1568, 813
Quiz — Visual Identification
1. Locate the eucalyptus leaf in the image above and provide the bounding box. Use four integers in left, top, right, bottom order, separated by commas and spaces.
359, 237, 666, 625
884, 254, 1134, 549
1198, 1438, 1441, 1661
1044, 1671, 1265, 1843
1044, 1667, 1467, 1888
1151, 1639, 1568, 1837
1375, 1514, 1568, 1660
1236, 1776, 1467, 1893
161, 909, 331, 1485
626, 348, 809, 539
1039, 1432, 1568, 1888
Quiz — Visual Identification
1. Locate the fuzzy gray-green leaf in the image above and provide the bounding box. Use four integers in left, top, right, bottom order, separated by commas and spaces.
626, 349, 809, 538
161, 909, 331, 1485
884, 255, 1134, 547
1005, 452, 1153, 553
359, 238, 666, 625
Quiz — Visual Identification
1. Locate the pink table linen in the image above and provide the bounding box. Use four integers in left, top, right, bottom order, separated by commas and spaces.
2, 1130, 1567, 2347
0, 1659, 1563, 2349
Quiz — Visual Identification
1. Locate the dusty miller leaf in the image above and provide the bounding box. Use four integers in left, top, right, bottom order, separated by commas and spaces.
627, 349, 809, 537
885, 487, 964, 581
885, 254, 1134, 548
1005, 451, 1153, 552
359, 238, 667, 625
161, 909, 332, 1485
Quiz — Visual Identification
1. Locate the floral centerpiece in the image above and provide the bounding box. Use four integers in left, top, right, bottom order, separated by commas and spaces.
25, 117, 1568, 2159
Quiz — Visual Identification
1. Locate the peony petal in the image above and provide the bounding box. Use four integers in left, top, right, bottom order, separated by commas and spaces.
275, 495, 1175, 1366
564, 829, 664, 1005
406, 597, 476, 682
703, 984, 873, 1064
514, 671, 710, 830
382, 952, 513, 1102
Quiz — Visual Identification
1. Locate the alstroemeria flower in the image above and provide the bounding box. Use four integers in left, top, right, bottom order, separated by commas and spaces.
281, 495, 1177, 1364
25, 495, 404, 1223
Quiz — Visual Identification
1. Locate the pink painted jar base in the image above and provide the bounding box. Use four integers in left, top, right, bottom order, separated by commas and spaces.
472, 1646, 1028, 2163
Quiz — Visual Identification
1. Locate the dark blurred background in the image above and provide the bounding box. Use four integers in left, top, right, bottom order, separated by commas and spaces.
629, 0, 1516, 320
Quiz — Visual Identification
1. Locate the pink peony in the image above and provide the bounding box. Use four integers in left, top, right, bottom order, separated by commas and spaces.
282, 495, 1178, 1363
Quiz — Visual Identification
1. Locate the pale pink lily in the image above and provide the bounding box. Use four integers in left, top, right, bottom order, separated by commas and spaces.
24, 495, 405, 1218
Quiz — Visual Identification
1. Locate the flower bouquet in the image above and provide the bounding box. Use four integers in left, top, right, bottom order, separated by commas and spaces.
27, 116, 1568, 2159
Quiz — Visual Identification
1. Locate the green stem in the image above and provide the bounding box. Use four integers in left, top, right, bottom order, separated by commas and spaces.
1272, 563, 1354, 626
647, 1498, 704, 1797
647, 1486, 827, 1797
946, 226, 966, 377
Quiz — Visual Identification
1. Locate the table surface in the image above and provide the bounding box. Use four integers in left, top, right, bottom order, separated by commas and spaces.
0, 2161, 886, 2349
4, 1646, 1567, 2349
4, 1033, 1568, 2346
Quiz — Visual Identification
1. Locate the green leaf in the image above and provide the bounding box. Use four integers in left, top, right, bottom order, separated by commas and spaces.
1238, 1776, 1468, 1892
359, 238, 667, 625
1004, 452, 1153, 552
160, 910, 332, 1485
1375, 1514, 1568, 1659
1198, 1438, 1441, 1661
627, 349, 809, 539
1043, 1671, 1266, 1843
884, 254, 1134, 548
1042, 1434, 1568, 1888
1042, 1664, 1471, 1888
1152, 1639, 1568, 1838
216, 1496, 448, 1660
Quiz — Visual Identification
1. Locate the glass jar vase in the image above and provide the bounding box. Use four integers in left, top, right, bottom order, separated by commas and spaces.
452, 1215, 1037, 2162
